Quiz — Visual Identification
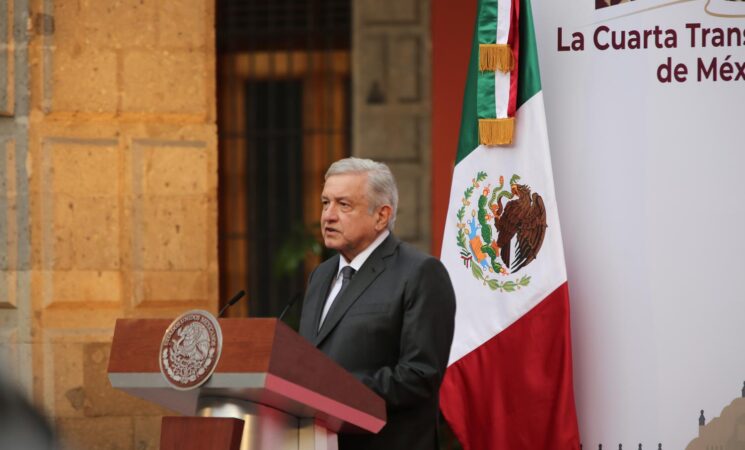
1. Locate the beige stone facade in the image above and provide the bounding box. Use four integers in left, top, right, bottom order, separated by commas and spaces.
1, 0, 217, 449
353, 0, 432, 251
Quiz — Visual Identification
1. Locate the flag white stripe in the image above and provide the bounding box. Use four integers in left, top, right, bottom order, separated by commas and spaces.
493, 0, 512, 118
496, 0, 511, 44
494, 71, 511, 118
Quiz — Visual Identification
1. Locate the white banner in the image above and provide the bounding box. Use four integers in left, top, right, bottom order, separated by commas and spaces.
533, 0, 745, 448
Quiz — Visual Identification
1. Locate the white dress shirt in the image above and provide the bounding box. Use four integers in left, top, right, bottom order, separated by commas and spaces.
318, 230, 390, 328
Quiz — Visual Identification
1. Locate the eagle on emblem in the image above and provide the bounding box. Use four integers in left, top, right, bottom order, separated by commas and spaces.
172, 322, 211, 362
455, 172, 541, 291
490, 181, 547, 273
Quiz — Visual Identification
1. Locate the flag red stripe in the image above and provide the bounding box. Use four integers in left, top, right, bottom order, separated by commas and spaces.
440, 282, 580, 449
507, 0, 520, 117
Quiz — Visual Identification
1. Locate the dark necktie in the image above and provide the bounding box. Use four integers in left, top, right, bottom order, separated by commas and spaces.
318, 266, 356, 331
339, 266, 356, 296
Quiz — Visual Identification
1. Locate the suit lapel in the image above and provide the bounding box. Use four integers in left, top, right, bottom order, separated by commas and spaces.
314, 235, 400, 347
299, 255, 338, 340
314, 257, 339, 332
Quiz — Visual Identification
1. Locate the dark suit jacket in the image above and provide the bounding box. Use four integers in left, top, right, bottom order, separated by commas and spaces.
299, 234, 456, 450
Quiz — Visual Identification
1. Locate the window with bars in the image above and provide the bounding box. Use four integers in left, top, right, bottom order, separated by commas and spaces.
217, 0, 351, 324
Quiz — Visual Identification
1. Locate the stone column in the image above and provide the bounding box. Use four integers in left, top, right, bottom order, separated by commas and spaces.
353, 0, 432, 251
0, 0, 33, 395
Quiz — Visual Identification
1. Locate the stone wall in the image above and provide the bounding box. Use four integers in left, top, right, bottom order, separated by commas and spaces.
0, 1, 217, 449
353, 0, 432, 251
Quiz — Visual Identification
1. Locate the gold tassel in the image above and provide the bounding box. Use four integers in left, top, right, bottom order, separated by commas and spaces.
479, 118, 515, 146
479, 44, 515, 73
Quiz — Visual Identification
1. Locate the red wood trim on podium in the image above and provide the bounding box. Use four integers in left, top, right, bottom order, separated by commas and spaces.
160, 417, 244, 450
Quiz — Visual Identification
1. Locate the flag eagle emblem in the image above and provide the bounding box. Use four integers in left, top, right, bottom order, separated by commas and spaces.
455, 171, 547, 292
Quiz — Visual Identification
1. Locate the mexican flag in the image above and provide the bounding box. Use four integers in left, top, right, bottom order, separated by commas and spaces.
438, 0, 581, 448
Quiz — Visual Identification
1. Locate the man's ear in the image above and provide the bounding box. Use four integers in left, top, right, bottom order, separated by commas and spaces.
375, 205, 393, 231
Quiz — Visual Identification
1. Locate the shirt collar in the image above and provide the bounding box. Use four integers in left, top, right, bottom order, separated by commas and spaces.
337, 230, 390, 275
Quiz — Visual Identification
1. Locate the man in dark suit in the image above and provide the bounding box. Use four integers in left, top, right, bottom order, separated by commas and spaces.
299, 157, 456, 450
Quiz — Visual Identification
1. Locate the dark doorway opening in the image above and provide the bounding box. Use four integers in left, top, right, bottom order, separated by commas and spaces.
243, 79, 304, 317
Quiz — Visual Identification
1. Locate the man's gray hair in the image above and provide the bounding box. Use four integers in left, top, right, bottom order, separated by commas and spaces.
326, 157, 398, 231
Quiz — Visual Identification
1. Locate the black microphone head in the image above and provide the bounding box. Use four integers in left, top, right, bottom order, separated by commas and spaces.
218, 290, 247, 318
228, 290, 246, 306
278, 291, 304, 322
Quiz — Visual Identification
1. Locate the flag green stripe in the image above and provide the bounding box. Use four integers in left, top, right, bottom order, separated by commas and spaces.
478, 0, 498, 44
517, 0, 541, 108
477, 0, 498, 120
477, 72, 496, 120
455, 0, 542, 165
455, 13, 481, 165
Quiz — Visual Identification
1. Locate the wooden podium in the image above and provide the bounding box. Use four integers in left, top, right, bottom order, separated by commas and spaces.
108, 318, 386, 450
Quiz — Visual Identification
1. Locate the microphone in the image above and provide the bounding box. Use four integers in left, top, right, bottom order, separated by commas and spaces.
218, 290, 246, 318
278, 292, 304, 322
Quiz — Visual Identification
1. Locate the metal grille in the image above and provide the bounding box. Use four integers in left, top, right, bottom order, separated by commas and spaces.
217, 0, 351, 323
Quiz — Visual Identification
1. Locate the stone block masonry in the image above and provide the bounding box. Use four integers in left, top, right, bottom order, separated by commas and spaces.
1, 1, 218, 449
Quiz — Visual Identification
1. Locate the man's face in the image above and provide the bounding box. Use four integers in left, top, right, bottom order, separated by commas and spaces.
321, 173, 387, 261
